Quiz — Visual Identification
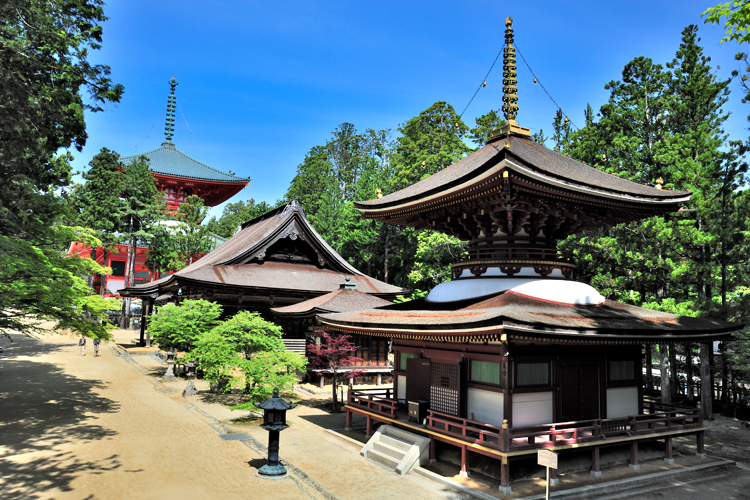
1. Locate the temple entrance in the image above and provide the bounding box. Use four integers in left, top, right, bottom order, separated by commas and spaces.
430, 361, 460, 416
561, 364, 600, 421
406, 358, 430, 402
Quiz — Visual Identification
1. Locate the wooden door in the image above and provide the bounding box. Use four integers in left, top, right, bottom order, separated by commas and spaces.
406, 358, 430, 403
561, 364, 600, 421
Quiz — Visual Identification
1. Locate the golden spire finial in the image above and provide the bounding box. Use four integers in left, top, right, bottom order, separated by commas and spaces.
502, 17, 518, 125
655, 177, 664, 190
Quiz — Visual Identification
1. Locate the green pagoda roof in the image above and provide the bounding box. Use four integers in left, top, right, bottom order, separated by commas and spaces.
122, 140, 248, 184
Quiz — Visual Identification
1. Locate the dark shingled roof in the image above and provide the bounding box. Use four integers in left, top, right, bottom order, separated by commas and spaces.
319, 291, 740, 341
271, 287, 392, 317
122, 141, 249, 184
120, 201, 405, 298
356, 136, 689, 211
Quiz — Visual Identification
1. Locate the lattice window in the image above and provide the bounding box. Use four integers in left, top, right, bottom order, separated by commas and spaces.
430, 362, 460, 416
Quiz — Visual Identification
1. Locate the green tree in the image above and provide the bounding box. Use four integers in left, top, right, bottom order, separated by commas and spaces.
703, 0, 750, 44
206, 199, 276, 239
0, 0, 123, 339
468, 109, 505, 148
70, 148, 127, 295
0, 0, 124, 238
120, 156, 161, 327
390, 101, 470, 190
174, 194, 214, 266
407, 231, 466, 294
551, 109, 574, 152
143, 222, 182, 278
0, 226, 118, 338
148, 299, 223, 351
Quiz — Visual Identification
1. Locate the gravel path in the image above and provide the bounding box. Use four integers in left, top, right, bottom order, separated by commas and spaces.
0, 333, 465, 500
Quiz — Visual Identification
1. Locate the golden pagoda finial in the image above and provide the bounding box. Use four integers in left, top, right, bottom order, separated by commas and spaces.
490, 17, 531, 141
502, 17, 518, 124
376, 188, 383, 199
655, 177, 664, 190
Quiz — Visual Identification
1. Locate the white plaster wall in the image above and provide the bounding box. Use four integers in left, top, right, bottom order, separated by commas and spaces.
467, 388, 504, 427
397, 375, 407, 401
107, 277, 124, 294
512, 392, 553, 427
606, 387, 639, 418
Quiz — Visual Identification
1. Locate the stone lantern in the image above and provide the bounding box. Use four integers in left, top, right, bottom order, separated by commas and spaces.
164, 349, 177, 381
255, 388, 297, 479
182, 361, 197, 397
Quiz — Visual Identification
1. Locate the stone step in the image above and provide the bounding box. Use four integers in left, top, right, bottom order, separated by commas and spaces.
373, 441, 407, 460
380, 434, 413, 452
367, 448, 401, 469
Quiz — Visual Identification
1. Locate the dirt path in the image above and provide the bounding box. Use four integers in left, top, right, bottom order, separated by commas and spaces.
0, 333, 465, 500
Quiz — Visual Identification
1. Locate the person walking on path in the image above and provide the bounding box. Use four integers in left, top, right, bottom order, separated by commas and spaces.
93, 338, 100, 357
78, 336, 86, 356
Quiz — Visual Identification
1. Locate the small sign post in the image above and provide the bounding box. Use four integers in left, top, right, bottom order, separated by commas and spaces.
537, 449, 558, 500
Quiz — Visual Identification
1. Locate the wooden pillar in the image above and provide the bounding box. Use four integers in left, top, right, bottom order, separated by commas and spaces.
696, 431, 706, 458
664, 437, 674, 464
345, 409, 352, 431
700, 343, 713, 420
686, 344, 694, 402
501, 419, 510, 452
629, 441, 640, 470
138, 299, 148, 346
645, 344, 653, 391
319, 373, 325, 389
550, 467, 559, 486
590, 446, 602, 477
459, 445, 470, 477
669, 344, 679, 399
660, 344, 672, 404
499, 457, 511, 494
377, 373, 382, 386
365, 415, 372, 437
429, 437, 436, 464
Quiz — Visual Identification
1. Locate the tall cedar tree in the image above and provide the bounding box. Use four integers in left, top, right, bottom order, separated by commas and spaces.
390, 101, 470, 190
120, 156, 161, 328
72, 148, 127, 295
561, 25, 748, 416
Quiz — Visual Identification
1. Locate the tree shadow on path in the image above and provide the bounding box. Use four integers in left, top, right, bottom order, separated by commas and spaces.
0, 334, 122, 499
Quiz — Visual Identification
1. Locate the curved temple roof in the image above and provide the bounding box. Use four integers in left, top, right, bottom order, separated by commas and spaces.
122, 141, 249, 185
120, 201, 406, 300
356, 136, 690, 225
320, 291, 741, 344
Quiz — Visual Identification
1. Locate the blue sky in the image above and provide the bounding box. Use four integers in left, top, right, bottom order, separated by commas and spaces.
74, 0, 749, 218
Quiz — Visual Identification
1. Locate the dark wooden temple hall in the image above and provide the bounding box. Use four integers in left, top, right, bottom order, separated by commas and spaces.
120, 201, 406, 367
319, 18, 743, 493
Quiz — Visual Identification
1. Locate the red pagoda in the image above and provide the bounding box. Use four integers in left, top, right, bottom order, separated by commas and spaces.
69, 78, 249, 296
320, 19, 743, 492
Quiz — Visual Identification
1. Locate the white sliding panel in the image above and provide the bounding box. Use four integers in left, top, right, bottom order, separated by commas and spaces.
606, 387, 639, 418
396, 375, 407, 401
512, 392, 553, 427
467, 388, 504, 427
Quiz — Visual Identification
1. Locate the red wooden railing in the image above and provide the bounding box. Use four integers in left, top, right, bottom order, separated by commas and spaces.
426, 411, 503, 449
347, 395, 703, 453
347, 389, 398, 418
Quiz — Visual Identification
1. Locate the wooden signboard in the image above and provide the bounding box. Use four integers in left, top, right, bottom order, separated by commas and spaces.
537, 449, 558, 469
